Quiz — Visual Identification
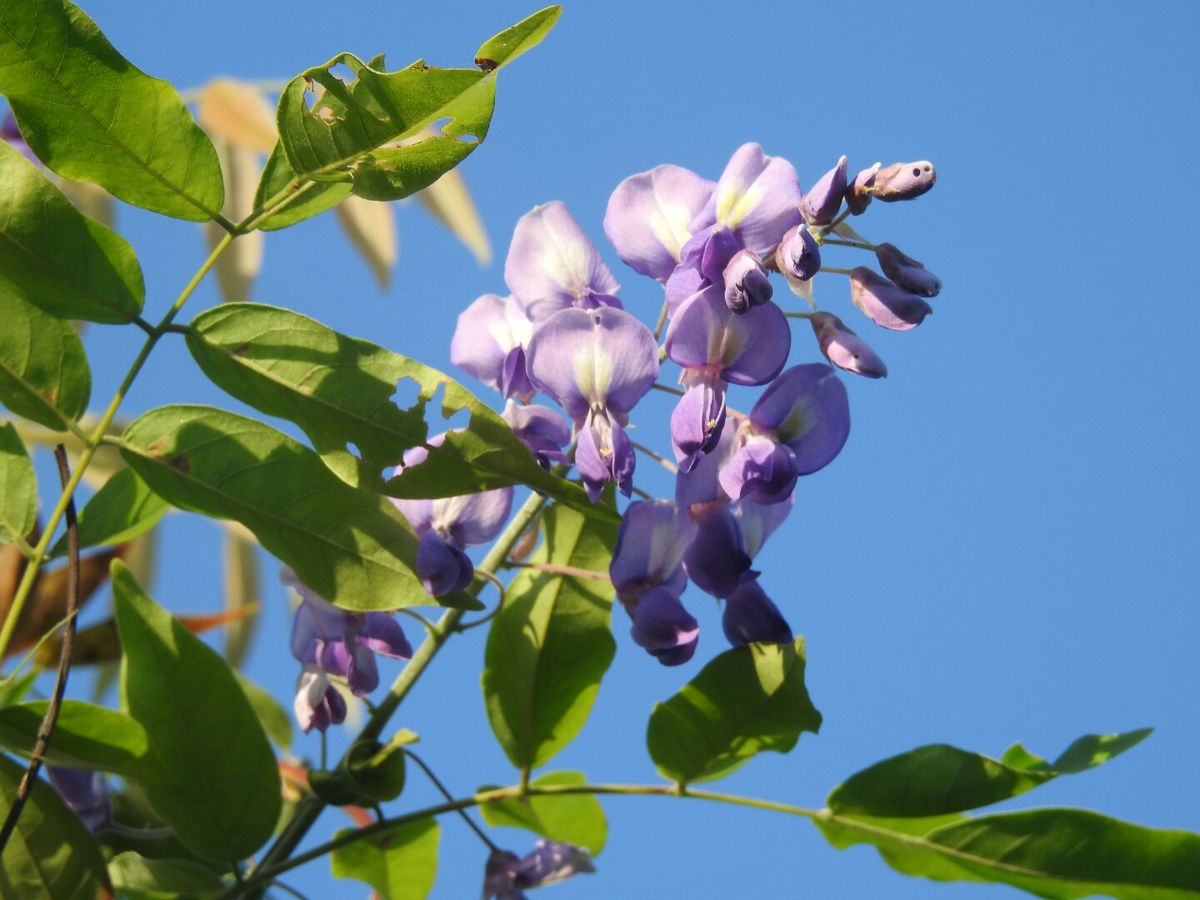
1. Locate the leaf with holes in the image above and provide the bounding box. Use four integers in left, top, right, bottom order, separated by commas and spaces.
0, 0, 224, 220
483, 502, 617, 773
112, 561, 280, 861
0, 142, 144, 324
0, 422, 36, 544
0, 293, 92, 431
646, 637, 821, 784
185, 303, 611, 520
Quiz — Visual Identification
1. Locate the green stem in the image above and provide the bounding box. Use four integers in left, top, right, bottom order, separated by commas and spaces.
230, 782, 820, 894
0, 232, 235, 665
821, 266, 854, 276
249, 489, 550, 885
821, 237, 877, 251
784, 311, 816, 320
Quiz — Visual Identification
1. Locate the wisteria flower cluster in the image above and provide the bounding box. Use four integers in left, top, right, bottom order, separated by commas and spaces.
448, 142, 941, 666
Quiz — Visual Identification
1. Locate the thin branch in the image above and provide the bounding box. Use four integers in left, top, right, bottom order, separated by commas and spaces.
503, 561, 610, 581
404, 749, 501, 852
651, 382, 685, 398
631, 440, 678, 474
455, 569, 507, 632
0, 447, 82, 853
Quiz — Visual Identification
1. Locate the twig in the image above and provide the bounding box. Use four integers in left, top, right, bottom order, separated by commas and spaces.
0, 447, 82, 852
404, 749, 501, 852
503, 561, 610, 581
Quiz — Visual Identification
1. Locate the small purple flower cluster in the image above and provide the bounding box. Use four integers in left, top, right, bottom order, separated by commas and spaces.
453, 142, 940, 665
483, 840, 595, 898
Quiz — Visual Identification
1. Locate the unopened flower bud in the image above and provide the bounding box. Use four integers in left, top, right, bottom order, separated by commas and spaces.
722, 250, 772, 313
845, 162, 881, 215
874, 242, 941, 297
801, 155, 848, 226
810, 312, 888, 378
871, 160, 936, 202
773, 225, 821, 281
849, 267, 933, 331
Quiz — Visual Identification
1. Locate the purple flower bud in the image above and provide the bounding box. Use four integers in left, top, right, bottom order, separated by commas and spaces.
483, 850, 525, 900
629, 586, 700, 666
604, 164, 715, 282
810, 312, 888, 378
874, 242, 941, 297
723, 578, 792, 646
294, 666, 348, 733
870, 161, 937, 202
801, 155, 848, 226
722, 249, 772, 313
774, 225, 821, 282
670, 378, 728, 471
502, 401, 571, 469
47, 767, 110, 833
849, 267, 934, 331
845, 162, 881, 215
514, 839, 596, 887
610, 500, 697, 606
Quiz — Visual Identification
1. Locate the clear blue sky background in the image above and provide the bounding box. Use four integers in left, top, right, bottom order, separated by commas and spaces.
19, 1, 1200, 897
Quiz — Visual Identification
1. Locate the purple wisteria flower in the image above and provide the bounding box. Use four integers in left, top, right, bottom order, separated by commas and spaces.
526, 306, 659, 501
604, 164, 715, 282
801, 155, 848, 226
719, 365, 851, 503
483, 840, 596, 899
630, 587, 701, 666
47, 767, 110, 833
849, 267, 934, 331
875, 242, 941, 297
810, 311, 888, 379
775, 224, 822, 283
284, 569, 412, 732
502, 400, 571, 469
846, 161, 882, 215
450, 293, 536, 401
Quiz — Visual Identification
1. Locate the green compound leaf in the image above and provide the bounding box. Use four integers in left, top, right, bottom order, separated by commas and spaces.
0, 698, 163, 781
49, 467, 169, 558
474, 6, 562, 70
0, 753, 110, 899
828, 728, 1153, 818
646, 637, 821, 785
0, 292, 91, 431
0, 422, 36, 543
0, 0, 224, 220
480, 770, 607, 854
119, 404, 438, 610
0, 142, 144, 324
186, 303, 609, 521
112, 561, 280, 861
483, 502, 617, 772
107, 853, 223, 900
331, 818, 439, 900
815, 807, 1200, 899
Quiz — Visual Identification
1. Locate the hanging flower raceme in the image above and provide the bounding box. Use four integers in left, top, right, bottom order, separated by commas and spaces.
392, 437, 515, 595
526, 306, 659, 501
483, 840, 596, 899
284, 570, 413, 733
720, 365, 851, 504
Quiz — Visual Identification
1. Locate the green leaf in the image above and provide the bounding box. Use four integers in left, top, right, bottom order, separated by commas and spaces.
49, 467, 169, 558
0, 0, 224, 220
0, 670, 37, 708
0, 292, 91, 430
474, 6, 562, 70
483, 503, 617, 772
112, 561, 281, 861
646, 637, 821, 784
235, 672, 292, 750
828, 728, 1153, 818
330, 819, 439, 900
0, 142, 144, 323
119, 404, 436, 610
252, 145, 350, 231
480, 770, 606, 854
0, 699, 163, 781
0, 753, 110, 899
0, 422, 36, 543
185, 303, 610, 520
815, 807, 1200, 899
107, 853, 223, 899
345, 735, 408, 803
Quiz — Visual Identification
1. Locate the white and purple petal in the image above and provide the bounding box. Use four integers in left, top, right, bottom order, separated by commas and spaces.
434, 487, 514, 548
604, 164, 715, 282
750, 365, 850, 476
665, 286, 791, 386
450, 294, 535, 398
504, 202, 619, 316
703, 143, 803, 257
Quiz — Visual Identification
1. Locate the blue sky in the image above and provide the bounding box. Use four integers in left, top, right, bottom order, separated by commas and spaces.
19, 1, 1200, 897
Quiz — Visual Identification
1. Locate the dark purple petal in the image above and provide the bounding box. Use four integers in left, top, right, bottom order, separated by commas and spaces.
874, 242, 941, 297
682, 504, 753, 598
870, 160, 937, 201
499, 346, 536, 400
484, 849, 525, 900
450, 294, 534, 397
610, 500, 697, 604
514, 839, 596, 887
718, 435, 799, 505
629, 587, 700, 666
670, 379, 727, 471
504, 202, 619, 315
698, 227, 742, 284
722, 250, 773, 313
605, 165, 715, 282
47, 767, 110, 833
723, 579, 793, 647
801, 155, 848, 226
321, 638, 380, 696
358, 613, 413, 660
526, 306, 659, 420
702, 143, 803, 256
749, 365, 851, 475
503, 401, 571, 468
575, 411, 636, 501
810, 312, 888, 379
417, 529, 475, 596
850, 267, 934, 331
774, 225, 821, 281
846, 162, 881, 215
